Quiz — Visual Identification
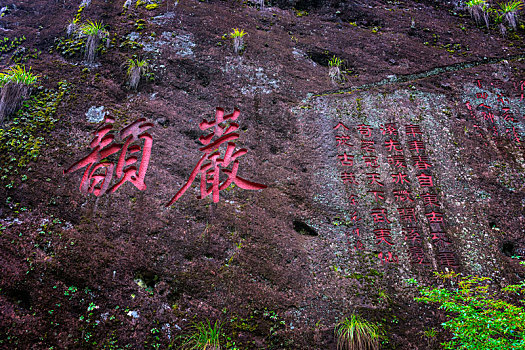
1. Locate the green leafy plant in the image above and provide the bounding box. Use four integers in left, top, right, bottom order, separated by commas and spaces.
335, 314, 383, 350
466, 0, 490, 28
80, 20, 109, 63
0, 65, 39, 125
414, 271, 525, 350
498, 0, 523, 30
229, 28, 246, 54
182, 320, 222, 350
328, 55, 344, 84
124, 58, 149, 90
0, 81, 69, 188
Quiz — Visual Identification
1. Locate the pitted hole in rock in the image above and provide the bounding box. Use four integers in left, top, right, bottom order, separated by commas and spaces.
502, 241, 515, 257
306, 49, 338, 67
293, 220, 317, 236
5, 288, 31, 310
134, 271, 159, 291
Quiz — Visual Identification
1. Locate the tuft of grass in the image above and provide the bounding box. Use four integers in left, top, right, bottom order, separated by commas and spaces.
80, 21, 109, 63
335, 314, 383, 350
498, 0, 523, 30
229, 28, 246, 54
0, 65, 39, 125
466, 0, 490, 28
182, 320, 222, 350
328, 55, 344, 84
123, 58, 149, 90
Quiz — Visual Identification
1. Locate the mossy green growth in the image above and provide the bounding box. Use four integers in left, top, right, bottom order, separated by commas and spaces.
54, 36, 87, 58
0, 36, 26, 55
0, 81, 70, 187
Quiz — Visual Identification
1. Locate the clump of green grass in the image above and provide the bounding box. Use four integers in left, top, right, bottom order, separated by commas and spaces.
498, 0, 523, 30
466, 0, 490, 28
328, 55, 344, 84
182, 320, 222, 350
335, 314, 383, 350
0, 65, 39, 125
229, 28, 246, 54
80, 20, 109, 63
123, 58, 149, 90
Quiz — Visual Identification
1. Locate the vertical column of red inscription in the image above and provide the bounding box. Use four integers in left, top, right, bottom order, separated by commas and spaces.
357, 124, 397, 264
406, 124, 459, 269
381, 123, 430, 266
466, 80, 522, 146
496, 82, 522, 144
334, 123, 362, 250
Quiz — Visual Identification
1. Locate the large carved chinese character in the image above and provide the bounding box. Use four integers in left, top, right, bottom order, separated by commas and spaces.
167, 108, 266, 205
64, 116, 153, 196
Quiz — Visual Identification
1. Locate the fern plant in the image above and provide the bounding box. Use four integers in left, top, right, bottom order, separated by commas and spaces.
328, 55, 344, 84
335, 314, 383, 350
181, 320, 222, 350
229, 28, 246, 54
466, 0, 490, 28
498, 0, 523, 30
80, 21, 109, 63
124, 58, 149, 90
0, 65, 39, 125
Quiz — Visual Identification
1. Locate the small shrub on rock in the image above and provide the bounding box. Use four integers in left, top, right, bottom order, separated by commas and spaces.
229, 28, 246, 55
0, 65, 39, 125
498, 0, 523, 30
124, 58, 149, 90
335, 314, 383, 350
466, 0, 490, 28
80, 20, 109, 64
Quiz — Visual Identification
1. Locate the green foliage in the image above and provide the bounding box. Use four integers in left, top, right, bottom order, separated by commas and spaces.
0, 65, 39, 86
229, 29, 246, 54
125, 58, 149, 76
499, 0, 523, 13
328, 56, 344, 84
135, 19, 146, 31
466, 0, 488, 6
229, 28, 246, 39
466, 0, 490, 28
0, 36, 26, 55
335, 314, 383, 350
182, 320, 222, 350
80, 21, 108, 37
414, 272, 525, 350
328, 55, 343, 68
498, 0, 523, 30
124, 58, 149, 89
11, 47, 41, 64
0, 82, 69, 186
145, 3, 159, 9
54, 35, 87, 58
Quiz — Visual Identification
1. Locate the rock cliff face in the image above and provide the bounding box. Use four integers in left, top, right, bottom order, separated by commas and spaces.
0, 0, 524, 348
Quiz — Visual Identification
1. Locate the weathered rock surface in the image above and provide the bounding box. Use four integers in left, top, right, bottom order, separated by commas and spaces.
0, 0, 524, 348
